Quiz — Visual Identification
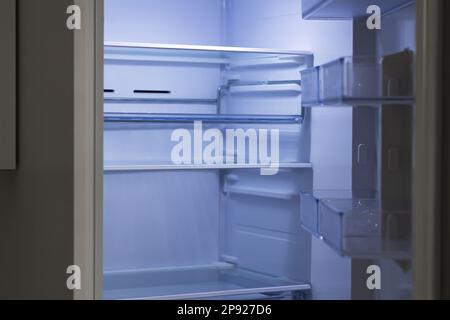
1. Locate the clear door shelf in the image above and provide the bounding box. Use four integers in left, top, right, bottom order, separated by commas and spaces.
302, 0, 415, 20
301, 50, 415, 107
300, 190, 354, 236
300, 191, 411, 259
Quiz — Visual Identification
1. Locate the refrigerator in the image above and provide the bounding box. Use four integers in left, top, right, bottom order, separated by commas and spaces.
101, 0, 416, 300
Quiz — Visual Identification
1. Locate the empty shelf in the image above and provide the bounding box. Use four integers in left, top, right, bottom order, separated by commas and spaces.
105, 97, 218, 105
104, 113, 304, 124
228, 83, 302, 96
105, 262, 234, 277
227, 80, 302, 87
229, 56, 309, 70
104, 266, 310, 300
105, 42, 313, 67
225, 185, 300, 200
104, 163, 312, 172
302, 0, 415, 20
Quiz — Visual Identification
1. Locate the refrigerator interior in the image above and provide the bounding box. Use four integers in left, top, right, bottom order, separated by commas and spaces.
102, 0, 416, 300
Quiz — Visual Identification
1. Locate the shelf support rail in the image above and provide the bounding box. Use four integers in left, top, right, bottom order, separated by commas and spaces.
104, 113, 304, 125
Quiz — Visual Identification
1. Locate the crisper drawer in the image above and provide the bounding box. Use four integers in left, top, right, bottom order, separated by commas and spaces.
301, 50, 414, 107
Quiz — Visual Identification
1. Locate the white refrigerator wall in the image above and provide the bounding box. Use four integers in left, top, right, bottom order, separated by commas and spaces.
105, 0, 224, 45
225, 0, 354, 299
103, 0, 224, 272
103, 0, 354, 296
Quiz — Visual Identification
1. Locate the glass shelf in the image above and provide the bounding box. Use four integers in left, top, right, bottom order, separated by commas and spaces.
104, 113, 303, 124
301, 51, 415, 107
225, 185, 302, 201
302, 0, 415, 20
104, 162, 312, 172
105, 97, 218, 105
105, 42, 313, 67
300, 191, 411, 259
103, 265, 310, 300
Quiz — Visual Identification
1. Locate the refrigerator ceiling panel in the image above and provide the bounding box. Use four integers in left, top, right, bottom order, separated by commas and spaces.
302, 0, 415, 20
